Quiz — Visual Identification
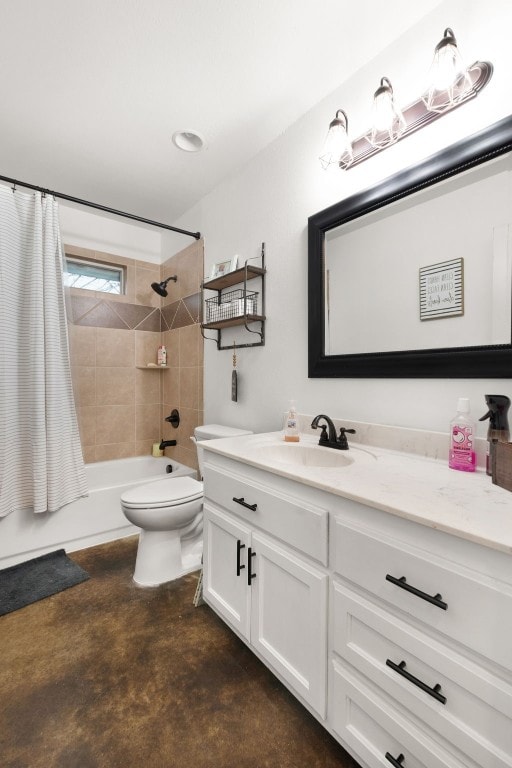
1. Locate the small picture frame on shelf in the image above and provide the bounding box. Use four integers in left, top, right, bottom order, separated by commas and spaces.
209, 254, 238, 280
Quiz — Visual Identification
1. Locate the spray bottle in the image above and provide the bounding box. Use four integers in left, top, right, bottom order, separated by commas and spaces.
479, 394, 511, 476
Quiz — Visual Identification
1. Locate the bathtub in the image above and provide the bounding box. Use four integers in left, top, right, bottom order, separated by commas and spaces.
0, 456, 197, 568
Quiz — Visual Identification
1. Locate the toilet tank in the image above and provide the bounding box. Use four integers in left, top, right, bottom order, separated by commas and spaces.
193, 424, 253, 478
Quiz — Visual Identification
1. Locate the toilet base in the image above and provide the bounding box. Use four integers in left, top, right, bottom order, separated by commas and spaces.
133, 528, 202, 587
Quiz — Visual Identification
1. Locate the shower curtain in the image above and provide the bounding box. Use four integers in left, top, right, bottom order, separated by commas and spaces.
0, 185, 87, 518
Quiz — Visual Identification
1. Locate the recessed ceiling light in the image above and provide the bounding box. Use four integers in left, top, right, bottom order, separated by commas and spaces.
172, 130, 206, 152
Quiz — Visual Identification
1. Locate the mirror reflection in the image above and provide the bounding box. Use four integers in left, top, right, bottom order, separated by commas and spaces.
324, 152, 512, 356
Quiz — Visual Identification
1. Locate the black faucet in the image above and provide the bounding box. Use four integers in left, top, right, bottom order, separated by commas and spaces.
310, 415, 355, 450
159, 439, 177, 450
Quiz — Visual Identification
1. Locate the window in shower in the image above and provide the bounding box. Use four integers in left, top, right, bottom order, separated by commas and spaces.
63, 256, 125, 294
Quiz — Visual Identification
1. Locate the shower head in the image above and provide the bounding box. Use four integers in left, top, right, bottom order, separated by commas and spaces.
151, 275, 177, 297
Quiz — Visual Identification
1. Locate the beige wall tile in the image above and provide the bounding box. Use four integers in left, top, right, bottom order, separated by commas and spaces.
96, 328, 135, 367
68, 325, 96, 366
96, 367, 135, 406
179, 324, 201, 366
135, 368, 161, 404
82, 446, 96, 463
135, 439, 158, 457
95, 442, 137, 462
72, 366, 96, 407
180, 367, 199, 409
96, 406, 135, 444
162, 367, 179, 406
162, 328, 180, 367
78, 406, 96, 446
135, 330, 161, 367
174, 444, 199, 475
135, 403, 161, 441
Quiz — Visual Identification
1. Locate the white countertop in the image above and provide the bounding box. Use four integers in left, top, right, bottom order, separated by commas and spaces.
202, 431, 512, 555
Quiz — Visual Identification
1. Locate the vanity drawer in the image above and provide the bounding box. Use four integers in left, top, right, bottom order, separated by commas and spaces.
332, 519, 512, 669
330, 660, 475, 768
204, 465, 328, 564
332, 581, 512, 768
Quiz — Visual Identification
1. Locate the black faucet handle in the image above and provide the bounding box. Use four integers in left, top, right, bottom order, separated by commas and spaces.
318, 424, 329, 443
337, 427, 356, 450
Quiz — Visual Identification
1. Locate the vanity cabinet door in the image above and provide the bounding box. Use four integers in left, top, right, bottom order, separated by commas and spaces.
203, 503, 251, 640
250, 532, 328, 718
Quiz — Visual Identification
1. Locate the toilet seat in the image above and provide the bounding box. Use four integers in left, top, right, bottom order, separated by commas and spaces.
121, 476, 203, 510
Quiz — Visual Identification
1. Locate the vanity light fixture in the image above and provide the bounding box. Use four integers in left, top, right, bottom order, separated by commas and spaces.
423, 27, 473, 112
319, 110, 353, 169
369, 77, 406, 148
320, 27, 492, 170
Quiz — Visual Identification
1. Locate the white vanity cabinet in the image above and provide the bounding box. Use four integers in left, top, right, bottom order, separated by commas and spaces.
202, 454, 329, 718
201, 439, 512, 768
329, 501, 512, 768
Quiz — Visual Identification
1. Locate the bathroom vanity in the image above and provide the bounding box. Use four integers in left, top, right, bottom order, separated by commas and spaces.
201, 428, 512, 768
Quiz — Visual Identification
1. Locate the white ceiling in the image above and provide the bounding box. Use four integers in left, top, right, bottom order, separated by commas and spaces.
0, 0, 443, 225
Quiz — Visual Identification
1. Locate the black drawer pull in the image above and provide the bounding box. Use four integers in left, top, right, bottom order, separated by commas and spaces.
236, 540, 245, 576
385, 752, 405, 768
233, 496, 257, 511
247, 547, 256, 585
386, 574, 447, 610
386, 659, 446, 704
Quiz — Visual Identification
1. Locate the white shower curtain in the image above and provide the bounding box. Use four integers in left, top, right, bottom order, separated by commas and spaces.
0, 185, 87, 517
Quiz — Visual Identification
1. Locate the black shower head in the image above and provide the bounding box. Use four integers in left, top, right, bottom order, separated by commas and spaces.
151, 275, 177, 297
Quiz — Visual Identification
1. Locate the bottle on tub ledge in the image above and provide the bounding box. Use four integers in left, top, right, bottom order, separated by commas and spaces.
157, 345, 167, 366
448, 397, 476, 473
284, 400, 300, 442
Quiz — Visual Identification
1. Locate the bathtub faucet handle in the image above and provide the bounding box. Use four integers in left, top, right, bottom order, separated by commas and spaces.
164, 409, 180, 428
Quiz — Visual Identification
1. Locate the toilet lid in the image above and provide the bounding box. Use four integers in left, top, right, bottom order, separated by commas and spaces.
121, 476, 203, 509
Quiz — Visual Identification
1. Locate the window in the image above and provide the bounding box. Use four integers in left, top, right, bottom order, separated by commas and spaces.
63, 256, 125, 294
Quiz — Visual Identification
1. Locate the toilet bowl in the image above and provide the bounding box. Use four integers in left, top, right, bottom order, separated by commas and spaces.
120, 424, 252, 586
121, 476, 203, 586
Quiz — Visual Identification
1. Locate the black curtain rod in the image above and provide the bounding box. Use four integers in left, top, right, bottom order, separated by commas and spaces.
0, 174, 201, 240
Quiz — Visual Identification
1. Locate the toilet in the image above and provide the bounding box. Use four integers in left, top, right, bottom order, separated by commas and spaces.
120, 424, 252, 586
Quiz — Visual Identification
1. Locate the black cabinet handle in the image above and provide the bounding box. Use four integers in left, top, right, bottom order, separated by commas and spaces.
233, 496, 257, 511
236, 540, 245, 576
247, 547, 256, 585
386, 574, 447, 610
386, 659, 446, 704
385, 752, 405, 767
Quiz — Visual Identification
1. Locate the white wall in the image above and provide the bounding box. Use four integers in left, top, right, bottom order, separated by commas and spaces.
170, 0, 512, 437
59, 203, 163, 263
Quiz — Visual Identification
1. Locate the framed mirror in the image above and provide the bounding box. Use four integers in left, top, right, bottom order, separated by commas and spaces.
308, 115, 512, 377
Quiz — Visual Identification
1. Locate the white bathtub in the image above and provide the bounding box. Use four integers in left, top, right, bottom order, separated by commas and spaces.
0, 456, 197, 568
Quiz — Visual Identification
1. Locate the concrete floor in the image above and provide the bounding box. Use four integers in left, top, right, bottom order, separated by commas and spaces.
1, 537, 360, 768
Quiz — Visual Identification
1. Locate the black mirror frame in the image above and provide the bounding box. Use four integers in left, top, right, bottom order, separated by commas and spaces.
308, 115, 512, 378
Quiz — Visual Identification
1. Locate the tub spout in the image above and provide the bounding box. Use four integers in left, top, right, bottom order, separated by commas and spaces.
159, 440, 177, 450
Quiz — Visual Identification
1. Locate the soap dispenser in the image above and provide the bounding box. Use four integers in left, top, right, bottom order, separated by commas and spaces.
479, 394, 511, 476
284, 400, 300, 442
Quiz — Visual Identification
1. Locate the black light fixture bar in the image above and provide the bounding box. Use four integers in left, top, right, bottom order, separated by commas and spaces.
346, 60, 493, 169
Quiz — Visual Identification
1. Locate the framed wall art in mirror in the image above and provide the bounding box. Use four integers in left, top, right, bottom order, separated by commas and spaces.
308, 115, 512, 378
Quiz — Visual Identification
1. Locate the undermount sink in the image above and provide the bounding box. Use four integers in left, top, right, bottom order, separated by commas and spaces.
254, 443, 357, 468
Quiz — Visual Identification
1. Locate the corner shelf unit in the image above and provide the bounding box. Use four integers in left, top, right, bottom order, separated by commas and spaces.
201, 244, 266, 350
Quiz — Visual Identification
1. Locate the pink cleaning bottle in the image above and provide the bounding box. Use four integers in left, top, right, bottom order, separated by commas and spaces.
449, 398, 476, 472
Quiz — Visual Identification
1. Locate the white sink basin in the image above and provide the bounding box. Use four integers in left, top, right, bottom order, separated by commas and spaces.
253, 443, 364, 469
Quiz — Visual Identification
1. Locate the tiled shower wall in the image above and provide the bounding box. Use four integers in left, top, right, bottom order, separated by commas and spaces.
66, 240, 204, 471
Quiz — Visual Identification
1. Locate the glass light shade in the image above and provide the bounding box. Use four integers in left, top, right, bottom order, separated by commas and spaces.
369, 77, 406, 149
423, 28, 472, 113
319, 110, 353, 169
